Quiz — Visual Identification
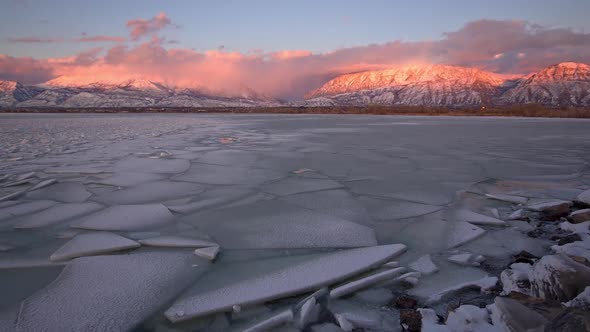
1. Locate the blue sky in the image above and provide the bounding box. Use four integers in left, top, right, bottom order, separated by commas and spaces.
1, 0, 589, 58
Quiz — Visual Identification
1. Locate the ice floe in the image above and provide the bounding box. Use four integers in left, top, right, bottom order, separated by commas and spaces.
330, 267, 406, 299
71, 204, 174, 231
182, 200, 378, 249
408, 254, 439, 275
0, 200, 56, 218
25, 182, 92, 203
16, 252, 201, 331
485, 193, 528, 205
194, 246, 220, 261
113, 157, 191, 174
446, 221, 486, 248
93, 180, 204, 204
27, 178, 57, 191
14, 202, 103, 229
165, 244, 406, 322
138, 235, 217, 248
261, 177, 343, 196
455, 210, 506, 226
50, 232, 140, 261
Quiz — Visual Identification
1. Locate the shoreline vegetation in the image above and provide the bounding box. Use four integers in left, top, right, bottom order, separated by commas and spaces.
1, 105, 590, 118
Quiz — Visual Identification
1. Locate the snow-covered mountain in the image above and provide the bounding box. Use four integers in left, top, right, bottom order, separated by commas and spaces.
305, 63, 590, 107
0, 77, 281, 108
500, 62, 590, 106
1, 62, 589, 108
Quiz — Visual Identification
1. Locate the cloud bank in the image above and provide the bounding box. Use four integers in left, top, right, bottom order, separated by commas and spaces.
2, 18, 590, 99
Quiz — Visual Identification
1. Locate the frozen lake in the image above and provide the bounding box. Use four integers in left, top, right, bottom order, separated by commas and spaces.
1, 113, 589, 331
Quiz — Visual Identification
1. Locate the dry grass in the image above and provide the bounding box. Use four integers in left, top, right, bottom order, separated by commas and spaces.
3, 104, 590, 118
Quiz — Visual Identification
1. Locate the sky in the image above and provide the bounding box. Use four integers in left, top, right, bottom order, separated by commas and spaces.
1, 0, 590, 99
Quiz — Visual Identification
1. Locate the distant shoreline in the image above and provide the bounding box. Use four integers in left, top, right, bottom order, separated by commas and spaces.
1, 105, 590, 118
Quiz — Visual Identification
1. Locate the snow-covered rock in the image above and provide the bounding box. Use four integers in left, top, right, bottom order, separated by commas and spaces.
577, 189, 590, 206
569, 208, 590, 224
500, 262, 532, 295
427, 276, 498, 304
528, 254, 590, 301
564, 286, 590, 307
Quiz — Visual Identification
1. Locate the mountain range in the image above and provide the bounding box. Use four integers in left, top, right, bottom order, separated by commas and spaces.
1, 62, 589, 108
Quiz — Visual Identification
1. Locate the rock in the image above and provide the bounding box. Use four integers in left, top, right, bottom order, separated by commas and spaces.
193, 246, 220, 261
565, 286, 590, 307
399, 309, 421, 332
526, 199, 571, 217
500, 263, 532, 296
392, 295, 418, 309
418, 308, 447, 332
553, 233, 582, 246
570, 208, 590, 224
576, 189, 590, 206
445, 305, 500, 332
490, 296, 551, 332
485, 193, 528, 205
528, 254, 590, 302
408, 254, 439, 275
547, 307, 590, 332
427, 276, 498, 304
512, 250, 539, 265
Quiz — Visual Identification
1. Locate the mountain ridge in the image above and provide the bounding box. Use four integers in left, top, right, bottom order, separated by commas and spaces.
1, 62, 589, 108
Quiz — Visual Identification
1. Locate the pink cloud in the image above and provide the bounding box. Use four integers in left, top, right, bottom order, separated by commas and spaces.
126, 12, 173, 40
2, 19, 590, 99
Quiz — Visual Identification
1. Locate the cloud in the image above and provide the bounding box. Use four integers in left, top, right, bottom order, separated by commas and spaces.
126, 12, 174, 40
7, 35, 126, 43
1, 19, 590, 99
75, 35, 126, 43
7, 37, 65, 43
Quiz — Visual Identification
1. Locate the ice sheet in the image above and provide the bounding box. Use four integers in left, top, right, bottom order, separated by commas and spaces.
165, 244, 406, 322
71, 204, 175, 231
50, 232, 140, 261
16, 252, 203, 331
182, 200, 378, 249
14, 202, 103, 229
